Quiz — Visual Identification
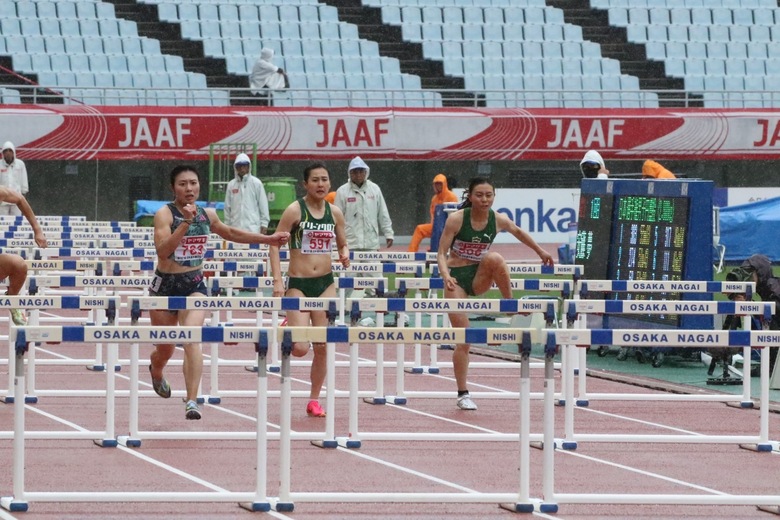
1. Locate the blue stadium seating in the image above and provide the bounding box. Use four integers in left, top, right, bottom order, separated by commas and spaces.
1, 0, 777, 107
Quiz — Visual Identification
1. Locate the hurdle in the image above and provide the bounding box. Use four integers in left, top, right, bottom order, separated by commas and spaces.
549, 328, 779, 451
0, 295, 120, 403
1, 327, 276, 513
568, 279, 759, 409
541, 329, 780, 513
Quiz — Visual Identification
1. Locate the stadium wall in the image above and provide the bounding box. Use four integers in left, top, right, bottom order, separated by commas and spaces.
6, 105, 780, 232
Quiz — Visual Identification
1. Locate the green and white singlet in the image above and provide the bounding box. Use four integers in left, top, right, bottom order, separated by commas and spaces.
449, 207, 497, 262
289, 198, 336, 254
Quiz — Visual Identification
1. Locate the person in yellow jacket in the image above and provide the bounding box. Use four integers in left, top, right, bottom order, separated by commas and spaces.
642, 160, 676, 179
408, 173, 459, 252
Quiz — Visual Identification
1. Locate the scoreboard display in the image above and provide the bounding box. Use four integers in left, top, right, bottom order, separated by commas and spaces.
575, 179, 713, 329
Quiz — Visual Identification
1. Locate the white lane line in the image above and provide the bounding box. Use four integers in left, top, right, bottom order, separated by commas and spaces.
334, 447, 559, 519
560, 449, 730, 495
576, 406, 706, 435
22, 405, 296, 519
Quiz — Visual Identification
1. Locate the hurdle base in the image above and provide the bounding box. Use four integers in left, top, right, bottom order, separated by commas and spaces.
268, 365, 281, 373
500, 499, 542, 513
530, 440, 559, 451
439, 344, 454, 351
387, 396, 407, 405
86, 364, 122, 372
539, 503, 559, 513
363, 397, 386, 405
757, 505, 780, 515
426, 367, 440, 374
740, 441, 779, 453
575, 399, 589, 407
337, 437, 361, 449
239, 501, 271, 512
244, 365, 258, 373
706, 377, 742, 386
117, 435, 142, 448
556, 399, 566, 407
726, 400, 755, 409
274, 501, 294, 512
560, 441, 578, 450
207, 396, 221, 405
94, 438, 118, 448
405, 367, 424, 374
310, 439, 338, 449
0, 394, 39, 404
1, 497, 28, 512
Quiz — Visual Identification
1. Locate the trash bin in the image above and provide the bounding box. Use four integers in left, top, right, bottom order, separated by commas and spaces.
264, 177, 298, 232
430, 203, 459, 252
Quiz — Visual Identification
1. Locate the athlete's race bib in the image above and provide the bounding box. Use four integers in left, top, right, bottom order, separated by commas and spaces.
452, 239, 491, 262
301, 229, 335, 254
175, 235, 208, 262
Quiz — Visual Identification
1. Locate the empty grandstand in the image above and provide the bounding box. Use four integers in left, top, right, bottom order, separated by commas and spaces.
0, 0, 778, 107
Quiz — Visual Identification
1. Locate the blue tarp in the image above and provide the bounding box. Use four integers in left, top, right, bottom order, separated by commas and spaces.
719, 196, 780, 262
134, 200, 224, 222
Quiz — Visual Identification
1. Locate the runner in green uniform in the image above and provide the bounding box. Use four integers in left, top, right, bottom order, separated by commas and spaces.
149, 165, 289, 420
269, 163, 350, 417
436, 177, 554, 410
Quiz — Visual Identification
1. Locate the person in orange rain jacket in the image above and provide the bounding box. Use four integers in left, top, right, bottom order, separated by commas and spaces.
642, 160, 677, 179
408, 173, 460, 252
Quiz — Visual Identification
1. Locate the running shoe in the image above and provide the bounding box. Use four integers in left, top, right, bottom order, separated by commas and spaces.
9, 308, 27, 326
148, 364, 171, 399
185, 400, 201, 420
306, 400, 326, 417
457, 394, 478, 411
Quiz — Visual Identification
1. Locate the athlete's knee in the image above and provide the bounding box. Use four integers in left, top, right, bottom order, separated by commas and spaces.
292, 342, 311, 357
483, 251, 507, 268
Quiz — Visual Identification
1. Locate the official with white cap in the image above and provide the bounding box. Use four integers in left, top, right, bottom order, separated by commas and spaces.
0, 141, 29, 216
223, 153, 270, 234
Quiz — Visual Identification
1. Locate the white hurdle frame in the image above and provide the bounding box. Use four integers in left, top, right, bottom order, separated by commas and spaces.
542, 328, 780, 513
569, 279, 761, 409
550, 327, 779, 452
1, 326, 275, 513
0, 296, 121, 403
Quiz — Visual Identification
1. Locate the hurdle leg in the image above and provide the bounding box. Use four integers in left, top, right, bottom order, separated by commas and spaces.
1, 334, 29, 512
389, 339, 408, 405
1, 335, 14, 403
24, 310, 38, 403
95, 342, 118, 448
117, 342, 141, 448
337, 341, 361, 449
500, 336, 540, 513
427, 311, 440, 374
208, 342, 221, 404
575, 313, 589, 406
239, 338, 271, 512
275, 344, 294, 512
562, 343, 577, 450
269, 311, 281, 373
741, 346, 779, 453
311, 341, 338, 448
364, 312, 386, 405
539, 334, 559, 514
407, 299, 424, 374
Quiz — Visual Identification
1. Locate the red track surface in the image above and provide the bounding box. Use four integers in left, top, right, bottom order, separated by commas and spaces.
2, 244, 779, 519
2, 333, 780, 519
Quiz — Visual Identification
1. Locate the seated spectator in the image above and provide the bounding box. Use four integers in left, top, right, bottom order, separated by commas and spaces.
408, 173, 459, 252
249, 48, 289, 105
642, 160, 676, 179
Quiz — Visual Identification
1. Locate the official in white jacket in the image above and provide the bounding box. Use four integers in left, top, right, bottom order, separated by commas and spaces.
0, 142, 29, 216
223, 153, 270, 234
334, 156, 394, 252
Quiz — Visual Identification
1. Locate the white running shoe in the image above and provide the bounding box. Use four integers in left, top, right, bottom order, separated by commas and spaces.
457, 394, 477, 410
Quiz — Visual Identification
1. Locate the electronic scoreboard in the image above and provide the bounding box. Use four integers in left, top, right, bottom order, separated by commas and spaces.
575, 178, 714, 329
